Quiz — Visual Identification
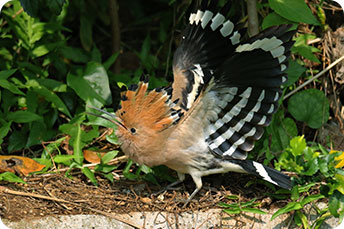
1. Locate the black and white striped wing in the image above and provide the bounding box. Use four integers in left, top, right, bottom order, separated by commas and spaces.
172, 1, 246, 110
205, 25, 295, 160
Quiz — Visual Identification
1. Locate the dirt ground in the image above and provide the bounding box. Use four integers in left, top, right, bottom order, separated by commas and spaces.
0, 169, 290, 224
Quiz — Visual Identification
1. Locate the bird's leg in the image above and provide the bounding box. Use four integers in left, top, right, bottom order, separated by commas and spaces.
182, 174, 202, 207
153, 172, 185, 195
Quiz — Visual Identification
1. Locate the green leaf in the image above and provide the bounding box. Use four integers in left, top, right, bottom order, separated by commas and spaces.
303, 158, 319, 176
0, 79, 25, 95
295, 210, 310, 229
288, 89, 329, 129
59, 46, 90, 63
268, 0, 320, 25
83, 62, 112, 105
103, 52, 120, 71
82, 167, 98, 186
301, 194, 324, 206
291, 45, 321, 63
291, 186, 299, 201
7, 110, 42, 123
53, 155, 75, 164
101, 150, 118, 164
67, 62, 112, 107
8, 130, 27, 152
26, 121, 51, 147
262, 12, 294, 30
20, 0, 65, 18
279, 118, 298, 149
0, 172, 26, 183
284, 60, 306, 87
0, 69, 17, 80
80, 15, 93, 52
0, 121, 12, 145
31, 42, 60, 57
73, 123, 83, 165
241, 208, 267, 214
106, 131, 119, 144
102, 173, 114, 183
329, 191, 344, 217
223, 209, 241, 214
271, 202, 303, 220
95, 164, 117, 173
26, 80, 71, 117
226, 195, 239, 200
289, 136, 307, 157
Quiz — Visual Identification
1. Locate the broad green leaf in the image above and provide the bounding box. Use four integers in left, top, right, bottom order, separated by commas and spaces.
0, 69, 17, 80
83, 62, 112, 105
329, 191, 344, 217
36, 78, 67, 92
278, 118, 298, 150
0, 172, 26, 183
82, 167, 98, 186
0, 79, 25, 95
7, 110, 42, 123
8, 130, 27, 152
26, 79, 71, 117
102, 173, 114, 182
262, 12, 294, 30
0, 121, 12, 145
288, 89, 329, 129
95, 164, 117, 173
32, 42, 59, 57
105, 132, 119, 146
53, 155, 75, 164
303, 158, 319, 176
60, 46, 90, 63
101, 150, 118, 164
268, 0, 320, 25
284, 60, 306, 87
291, 45, 321, 63
271, 202, 302, 220
289, 136, 307, 157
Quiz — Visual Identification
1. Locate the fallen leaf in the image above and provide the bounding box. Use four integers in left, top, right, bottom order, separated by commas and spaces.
140, 197, 152, 204
83, 149, 107, 163
0, 156, 45, 176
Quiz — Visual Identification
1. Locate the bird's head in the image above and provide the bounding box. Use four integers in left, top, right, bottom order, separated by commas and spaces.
89, 76, 183, 160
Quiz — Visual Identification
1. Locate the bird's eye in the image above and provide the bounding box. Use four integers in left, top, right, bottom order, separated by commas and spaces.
130, 128, 136, 134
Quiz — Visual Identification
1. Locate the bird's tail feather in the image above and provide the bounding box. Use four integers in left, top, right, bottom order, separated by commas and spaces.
229, 159, 292, 190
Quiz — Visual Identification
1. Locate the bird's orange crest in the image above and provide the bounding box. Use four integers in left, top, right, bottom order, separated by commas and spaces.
116, 76, 183, 132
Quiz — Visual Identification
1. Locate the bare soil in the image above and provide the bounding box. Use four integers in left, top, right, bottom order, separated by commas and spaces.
0, 170, 288, 223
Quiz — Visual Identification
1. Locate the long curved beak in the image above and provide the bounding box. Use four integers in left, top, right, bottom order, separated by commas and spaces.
86, 106, 127, 129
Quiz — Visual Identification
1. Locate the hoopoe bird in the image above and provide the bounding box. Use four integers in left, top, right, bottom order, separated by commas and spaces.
91, 0, 295, 204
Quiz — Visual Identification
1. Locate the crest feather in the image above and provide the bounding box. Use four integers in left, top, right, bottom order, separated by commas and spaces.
116, 79, 184, 132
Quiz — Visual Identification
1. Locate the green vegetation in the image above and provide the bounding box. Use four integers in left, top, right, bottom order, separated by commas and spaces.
0, 0, 343, 227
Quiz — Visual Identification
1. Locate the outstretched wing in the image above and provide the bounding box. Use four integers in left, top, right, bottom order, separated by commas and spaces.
172, 0, 246, 110
172, 0, 295, 160
205, 25, 295, 160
